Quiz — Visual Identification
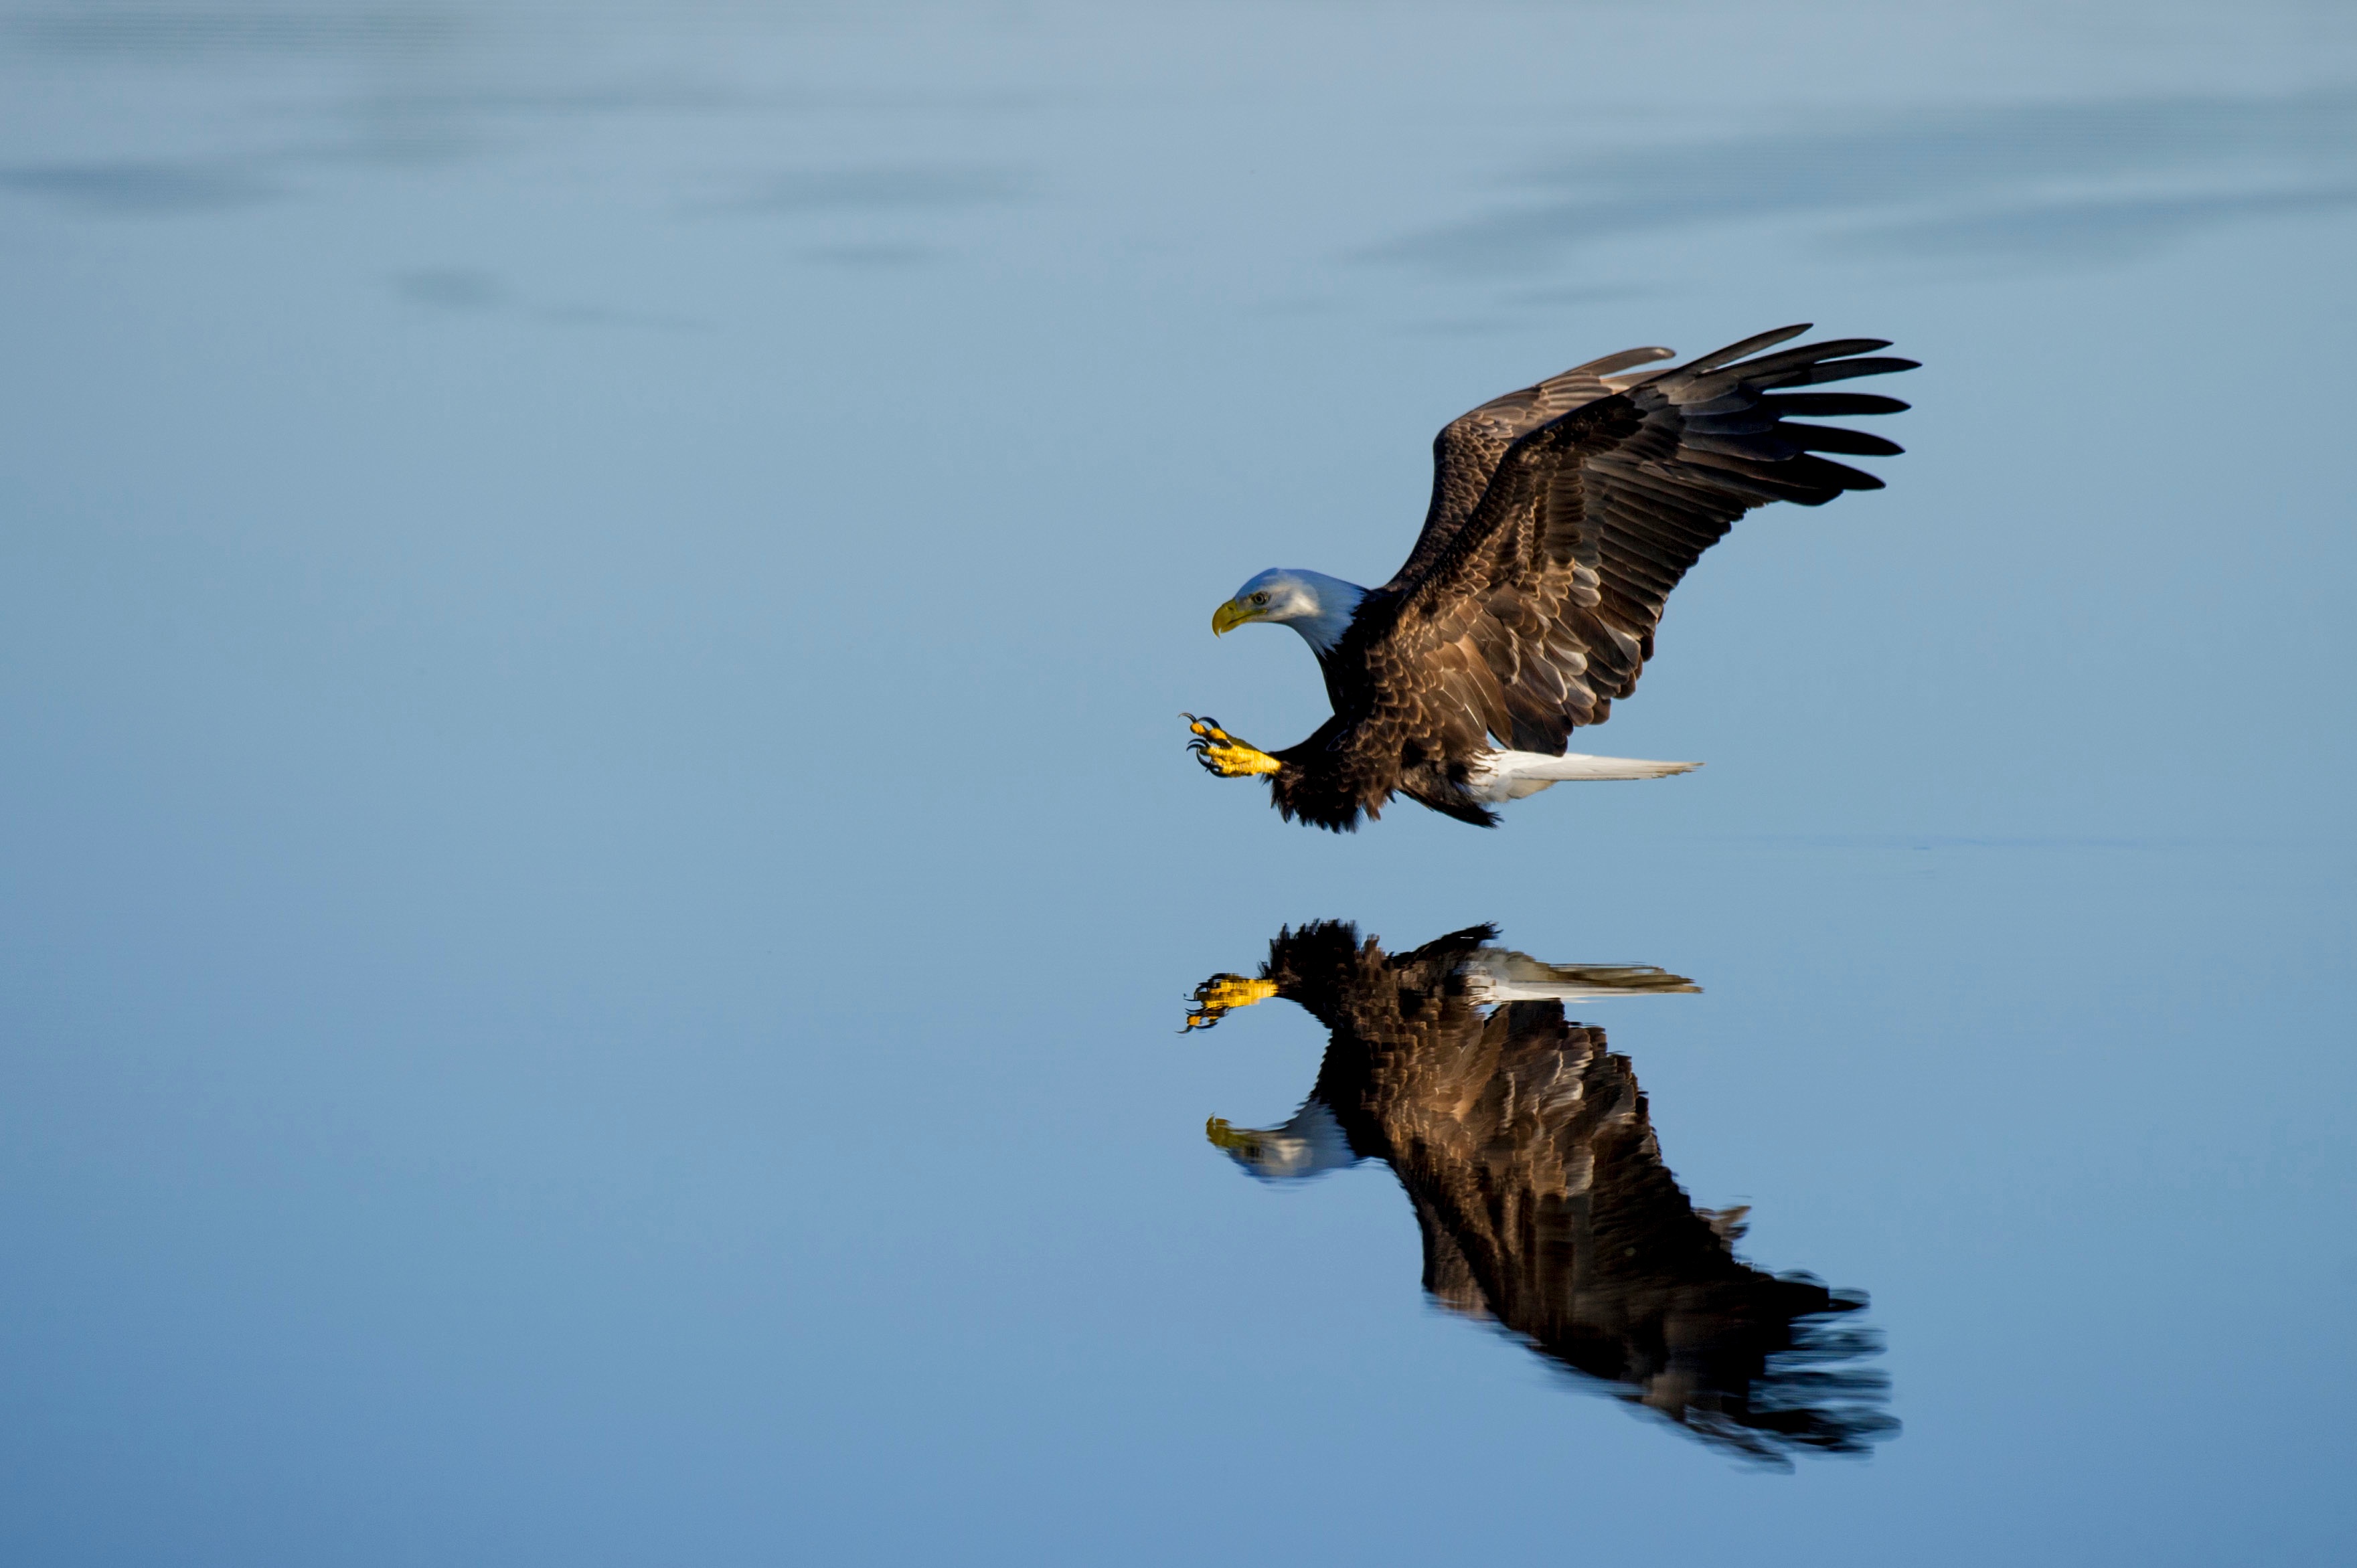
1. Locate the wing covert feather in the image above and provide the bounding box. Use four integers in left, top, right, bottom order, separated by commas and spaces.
1398, 344, 1676, 588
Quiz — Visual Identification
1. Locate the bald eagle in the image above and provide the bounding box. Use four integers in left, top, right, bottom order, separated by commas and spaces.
1187, 325, 1914, 829
1190, 921, 1896, 1463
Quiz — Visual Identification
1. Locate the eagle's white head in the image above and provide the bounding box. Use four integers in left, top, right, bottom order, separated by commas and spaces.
1205, 1100, 1359, 1182
1212, 568, 1367, 656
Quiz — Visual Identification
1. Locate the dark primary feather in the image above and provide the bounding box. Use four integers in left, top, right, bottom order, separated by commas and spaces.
1268, 328, 1913, 831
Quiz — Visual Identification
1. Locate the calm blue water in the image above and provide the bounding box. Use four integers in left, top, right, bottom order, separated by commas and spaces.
3, 3, 2354, 1561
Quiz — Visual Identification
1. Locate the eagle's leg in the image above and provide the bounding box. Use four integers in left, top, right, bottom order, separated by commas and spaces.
1182, 713, 1281, 778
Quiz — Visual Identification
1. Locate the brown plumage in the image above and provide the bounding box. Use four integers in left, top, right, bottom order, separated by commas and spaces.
1197, 921, 1896, 1462
1199, 327, 1915, 829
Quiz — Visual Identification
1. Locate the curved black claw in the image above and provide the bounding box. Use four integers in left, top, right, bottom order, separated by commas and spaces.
1180, 713, 1279, 778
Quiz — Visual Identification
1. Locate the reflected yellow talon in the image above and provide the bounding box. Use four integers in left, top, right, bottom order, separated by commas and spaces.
1182, 972, 1278, 1032
1180, 712, 1281, 778
1200, 976, 1277, 1011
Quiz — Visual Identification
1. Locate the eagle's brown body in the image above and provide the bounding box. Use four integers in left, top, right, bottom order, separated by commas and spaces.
1200, 328, 1915, 829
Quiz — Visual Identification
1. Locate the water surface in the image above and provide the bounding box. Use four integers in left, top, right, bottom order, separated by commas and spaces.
2, 3, 2352, 1562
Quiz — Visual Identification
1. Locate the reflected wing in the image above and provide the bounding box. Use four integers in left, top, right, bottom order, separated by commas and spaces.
1371, 326, 1915, 754
1246, 922, 1896, 1461
1367, 1000, 1896, 1462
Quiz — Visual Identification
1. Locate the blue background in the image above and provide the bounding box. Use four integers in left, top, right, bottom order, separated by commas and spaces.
2, 2, 2352, 1561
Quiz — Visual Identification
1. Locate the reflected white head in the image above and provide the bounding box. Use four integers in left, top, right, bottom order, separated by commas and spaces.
1205, 1099, 1358, 1182
1210, 568, 1368, 655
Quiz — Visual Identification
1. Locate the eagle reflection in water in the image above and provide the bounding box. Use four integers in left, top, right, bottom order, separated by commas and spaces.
1188, 922, 1896, 1464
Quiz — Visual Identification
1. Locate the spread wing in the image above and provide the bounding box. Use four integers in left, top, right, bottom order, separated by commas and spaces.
1375, 325, 1915, 754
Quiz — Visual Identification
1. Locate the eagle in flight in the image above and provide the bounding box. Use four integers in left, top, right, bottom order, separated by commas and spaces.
1186, 325, 1914, 829
1188, 920, 1896, 1463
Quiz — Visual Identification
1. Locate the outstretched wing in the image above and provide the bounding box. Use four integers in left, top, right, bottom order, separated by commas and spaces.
1377, 326, 1914, 754
1398, 344, 1677, 586
1374, 1007, 1894, 1461
1256, 922, 1896, 1459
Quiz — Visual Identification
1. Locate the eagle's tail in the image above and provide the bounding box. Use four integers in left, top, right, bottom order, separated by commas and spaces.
1465, 750, 1701, 802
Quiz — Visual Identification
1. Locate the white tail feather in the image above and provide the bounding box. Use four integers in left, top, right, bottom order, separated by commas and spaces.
1465, 750, 1701, 802
1458, 950, 1701, 1003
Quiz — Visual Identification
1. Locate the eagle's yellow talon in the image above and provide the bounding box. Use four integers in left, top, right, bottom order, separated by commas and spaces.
1182, 713, 1281, 778
1206, 744, 1280, 777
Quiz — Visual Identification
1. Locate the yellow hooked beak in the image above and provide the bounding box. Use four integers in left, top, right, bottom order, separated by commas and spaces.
1205, 1117, 1259, 1152
1211, 598, 1256, 636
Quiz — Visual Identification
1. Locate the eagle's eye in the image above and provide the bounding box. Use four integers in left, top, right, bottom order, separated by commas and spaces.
1252, 592, 1270, 605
